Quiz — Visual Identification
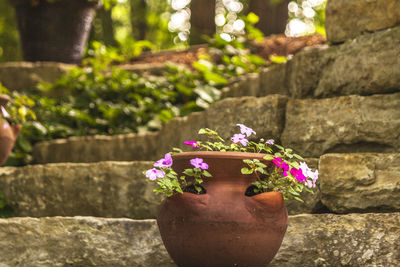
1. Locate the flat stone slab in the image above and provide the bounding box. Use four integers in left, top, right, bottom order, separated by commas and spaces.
0, 61, 72, 91
33, 95, 288, 164
0, 158, 319, 218
319, 153, 400, 213
0, 217, 175, 267
0, 213, 399, 266
325, 0, 400, 43
271, 212, 400, 267
259, 26, 400, 98
0, 161, 163, 219
33, 132, 160, 164
281, 93, 400, 158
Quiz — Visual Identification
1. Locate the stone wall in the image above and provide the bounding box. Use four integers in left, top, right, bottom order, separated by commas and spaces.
0, 214, 398, 267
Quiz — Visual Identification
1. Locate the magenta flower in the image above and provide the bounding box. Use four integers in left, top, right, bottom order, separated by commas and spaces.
145, 168, 165, 181
290, 167, 307, 182
281, 162, 289, 177
236, 123, 256, 137
154, 153, 173, 168
184, 141, 199, 148
266, 139, 274, 145
272, 157, 282, 167
190, 158, 209, 170
231, 134, 249, 146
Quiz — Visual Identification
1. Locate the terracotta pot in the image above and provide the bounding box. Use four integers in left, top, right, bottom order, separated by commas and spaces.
11, 0, 100, 64
0, 95, 22, 166
157, 151, 288, 267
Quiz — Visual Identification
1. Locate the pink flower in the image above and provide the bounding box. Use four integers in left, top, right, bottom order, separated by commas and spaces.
145, 168, 165, 180
184, 141, 199, 148
236, 124, 256, 137
154, 153, 173, 168
190, 158, 209, 170
231, 134, 249, 146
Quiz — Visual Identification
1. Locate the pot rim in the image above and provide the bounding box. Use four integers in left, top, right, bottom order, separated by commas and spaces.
172, 151, 268, 160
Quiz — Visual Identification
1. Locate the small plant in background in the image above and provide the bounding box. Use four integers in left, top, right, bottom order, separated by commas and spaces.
0, 83, 37, 165
145, 124, 318, 201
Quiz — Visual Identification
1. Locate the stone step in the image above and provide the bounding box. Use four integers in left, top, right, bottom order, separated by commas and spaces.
1, 154, 399, 219
33, 92, 400, 163
0, 213, 399, 266
325, 0, 400, 43
0, 158, 318, 219
260, 25, 400, 98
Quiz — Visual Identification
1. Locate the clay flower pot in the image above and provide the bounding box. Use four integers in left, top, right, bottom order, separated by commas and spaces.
0, 95, 22, 166
157, 151, 288, 267
11, 0, 101, 64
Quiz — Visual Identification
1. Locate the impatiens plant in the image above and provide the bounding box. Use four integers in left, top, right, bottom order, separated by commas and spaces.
145, 124, 318, 201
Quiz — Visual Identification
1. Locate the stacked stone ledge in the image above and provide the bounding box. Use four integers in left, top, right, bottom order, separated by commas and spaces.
0, 213, 399, 266
1, 153, 399, 219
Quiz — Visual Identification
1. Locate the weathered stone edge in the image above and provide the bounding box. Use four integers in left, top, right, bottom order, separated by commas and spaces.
0, 213, 398, 266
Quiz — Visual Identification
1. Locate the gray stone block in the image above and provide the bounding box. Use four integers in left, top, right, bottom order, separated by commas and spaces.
281, 93, 400, 157
0, 162, 163, 219
0, 213, 399, 266
326, 0, 400, 43
0, 61, 72, 91
319, 153, 400, 213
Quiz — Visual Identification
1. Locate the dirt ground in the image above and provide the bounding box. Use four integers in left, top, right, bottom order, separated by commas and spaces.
130, 34, 326, 67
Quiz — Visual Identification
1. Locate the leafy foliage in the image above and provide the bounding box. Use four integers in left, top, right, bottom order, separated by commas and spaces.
2, 14, 268, 166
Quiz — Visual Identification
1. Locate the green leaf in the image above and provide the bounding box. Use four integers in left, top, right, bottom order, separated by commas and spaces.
243, 159, 254, 165
241, 167, 254, 175
247, 12, 259, 24
203, 72, 228, 85
294, 196, 304, 203
202, 170, 212, 177
293, 154, 304, 160
269, 55, 287, 64
183, 169, 195, 176
263, 154, 274, 160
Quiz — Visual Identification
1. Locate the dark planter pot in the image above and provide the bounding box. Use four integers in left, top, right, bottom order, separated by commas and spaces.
157, 151, 288, 267
11, 0, 100, 64
0, 95, 21, 166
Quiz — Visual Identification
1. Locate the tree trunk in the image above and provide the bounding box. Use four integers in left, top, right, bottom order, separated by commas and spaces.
190, 0, 215, 45
129, 0, 147, 40
248, 0, 289, 36
98, 7, 117, 46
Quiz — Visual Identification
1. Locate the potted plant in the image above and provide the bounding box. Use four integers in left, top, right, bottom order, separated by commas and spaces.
0, 94, 22, 165
9, 0, 106, 63
145, 124, 318, 266
0, 83, 36, 166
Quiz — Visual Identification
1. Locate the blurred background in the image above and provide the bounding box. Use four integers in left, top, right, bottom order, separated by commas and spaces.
0, 0, 326, 62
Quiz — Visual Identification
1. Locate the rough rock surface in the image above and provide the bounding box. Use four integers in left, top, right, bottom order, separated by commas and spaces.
0, 213, 399, 266
33, 95, 288, 163
314, 26, 400, 98
205, 95, 288, 141
281, 93, 400, 158
221, 73, 260, 98
0, 61, 72, 91
270, 213, 400, 267
0, 162, 163, 219
33, 132, 159, 163
319, 153, 400, 213
259, 26, 400, 98
0, 158, 318, 218
0, 217, 175, 267
325, 0, 400, 43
